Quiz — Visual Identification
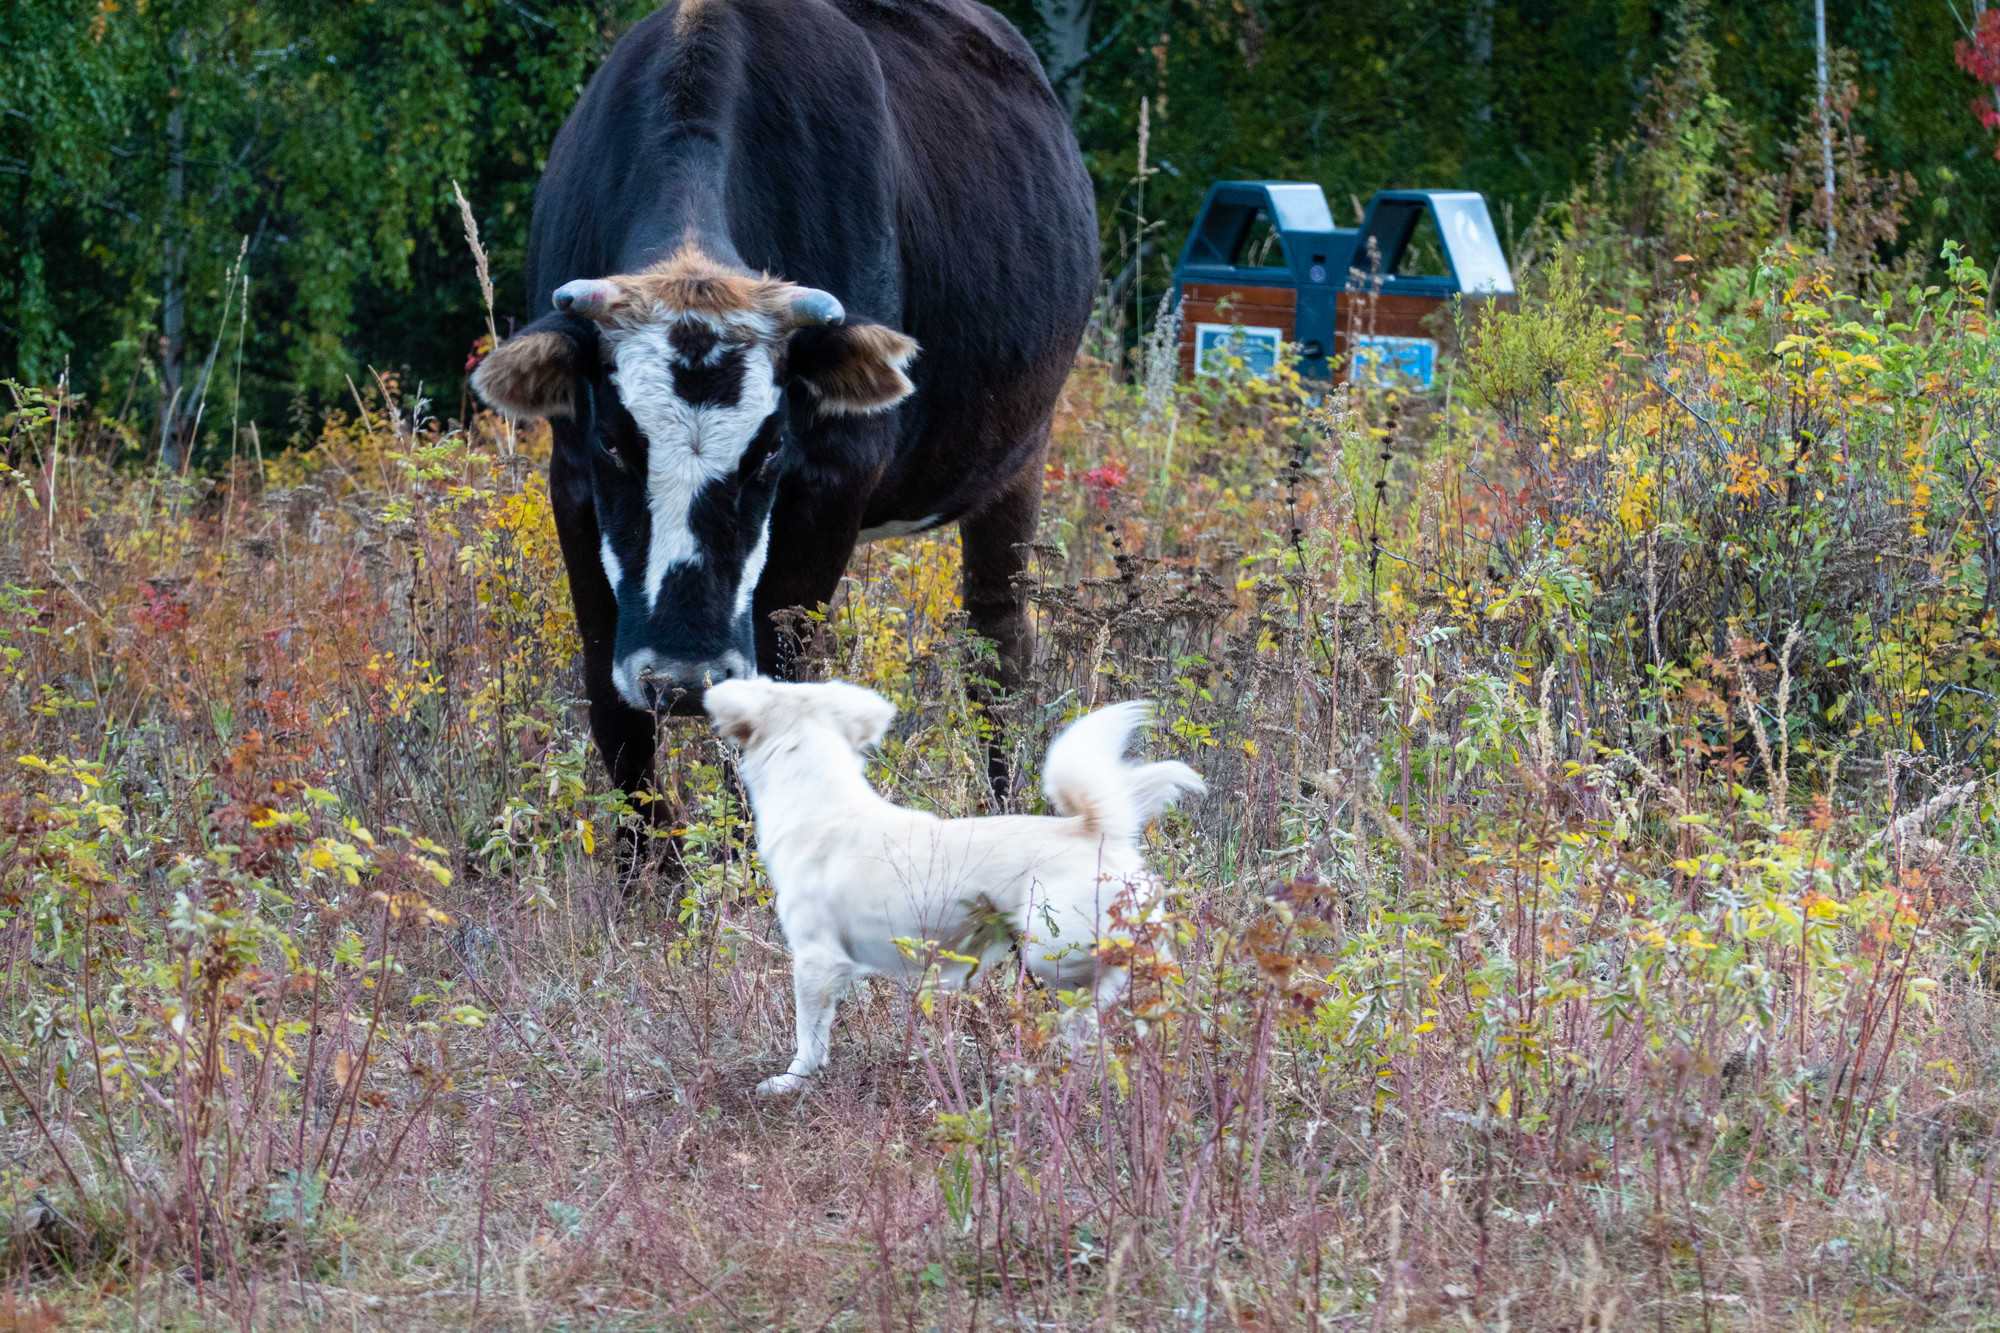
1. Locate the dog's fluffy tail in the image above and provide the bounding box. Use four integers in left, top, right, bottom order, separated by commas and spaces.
1042, 701, 1205, 843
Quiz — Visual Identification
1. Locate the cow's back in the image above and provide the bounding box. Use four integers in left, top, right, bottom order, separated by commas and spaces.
839, 0, 1098, 517
528, 0, 903, 319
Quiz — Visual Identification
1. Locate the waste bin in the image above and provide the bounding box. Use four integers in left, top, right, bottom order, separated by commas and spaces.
1173, 183, 1513, 388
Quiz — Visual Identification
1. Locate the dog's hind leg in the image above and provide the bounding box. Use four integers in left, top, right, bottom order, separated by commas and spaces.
757, 948, 852, 1096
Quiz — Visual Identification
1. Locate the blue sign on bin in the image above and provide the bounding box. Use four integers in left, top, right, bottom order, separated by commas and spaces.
1349, 335, 1438, 388
1194, 323, 1284, 379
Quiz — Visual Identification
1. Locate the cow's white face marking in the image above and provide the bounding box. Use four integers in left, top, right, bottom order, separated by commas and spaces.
735, 515, 771, 620
600, 534, 624, 591
606, 314, 782, 613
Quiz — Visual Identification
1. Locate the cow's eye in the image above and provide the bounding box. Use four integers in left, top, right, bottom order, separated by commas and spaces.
600, 439, 619, 459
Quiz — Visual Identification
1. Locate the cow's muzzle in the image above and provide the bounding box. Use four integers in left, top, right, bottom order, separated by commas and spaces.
611, 648, 757, 714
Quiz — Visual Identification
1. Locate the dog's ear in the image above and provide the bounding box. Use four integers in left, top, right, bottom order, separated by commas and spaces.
822, 682, 896, 752
704, 679, 771, 746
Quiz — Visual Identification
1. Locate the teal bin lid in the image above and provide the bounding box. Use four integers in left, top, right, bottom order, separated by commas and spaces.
1173, 182, 1514, 297
1424, 192, 1513, 295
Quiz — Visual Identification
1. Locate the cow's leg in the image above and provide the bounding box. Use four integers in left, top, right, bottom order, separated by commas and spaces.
958, 429, 1047, 804
750, 459, 878, 678
548, 446, 665, 872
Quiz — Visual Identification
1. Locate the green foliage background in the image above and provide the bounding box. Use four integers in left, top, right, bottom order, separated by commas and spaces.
5, 0, 1996, 456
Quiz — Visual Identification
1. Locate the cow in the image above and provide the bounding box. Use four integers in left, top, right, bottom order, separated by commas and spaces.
471, 0, 1096, 839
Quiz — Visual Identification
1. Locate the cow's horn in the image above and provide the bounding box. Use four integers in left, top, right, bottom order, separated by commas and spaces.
787, 288, 845, 327
552, 278, 621, 317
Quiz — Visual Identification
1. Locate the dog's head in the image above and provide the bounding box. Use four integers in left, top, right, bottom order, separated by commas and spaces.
704, 678, 897, 759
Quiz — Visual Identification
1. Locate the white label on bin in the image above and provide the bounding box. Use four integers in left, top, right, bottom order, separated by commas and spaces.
1194, 323, 1285, 379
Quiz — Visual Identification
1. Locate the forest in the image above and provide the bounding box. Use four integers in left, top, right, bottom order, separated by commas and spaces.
5, 0, 2000, 1328
6, 0, 2000, 441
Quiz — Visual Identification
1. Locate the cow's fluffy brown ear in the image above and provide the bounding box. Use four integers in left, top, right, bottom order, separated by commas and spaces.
788, 322, 918, 416
472, 326, 588, 419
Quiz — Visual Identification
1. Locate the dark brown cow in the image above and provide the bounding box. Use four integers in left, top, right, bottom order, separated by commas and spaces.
473, 0, 1096, 821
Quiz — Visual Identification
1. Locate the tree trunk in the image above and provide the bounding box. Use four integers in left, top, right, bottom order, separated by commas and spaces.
1980, 0, 2000, 116
1036, 0, 1095, 121
1467, 0, 1494, 126
1815, 0, 1834, 254
159, 29, 188, 472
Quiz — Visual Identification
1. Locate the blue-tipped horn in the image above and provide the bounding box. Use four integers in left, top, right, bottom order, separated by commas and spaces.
788, 288, 845, 326
552, 278, 621, 317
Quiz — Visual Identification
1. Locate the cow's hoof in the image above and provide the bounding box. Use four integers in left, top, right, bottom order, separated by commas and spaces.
757, 1072, 811, 1097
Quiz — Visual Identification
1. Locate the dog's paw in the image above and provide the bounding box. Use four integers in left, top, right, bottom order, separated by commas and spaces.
756, 1071, 812, 1097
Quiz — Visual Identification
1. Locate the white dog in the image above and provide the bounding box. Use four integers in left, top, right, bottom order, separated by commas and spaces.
703, 679, 1205, 1095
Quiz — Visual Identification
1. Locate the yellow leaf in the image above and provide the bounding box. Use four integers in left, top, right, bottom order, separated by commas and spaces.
579, 820, 595, 855
1496, 1087, 1512, 1118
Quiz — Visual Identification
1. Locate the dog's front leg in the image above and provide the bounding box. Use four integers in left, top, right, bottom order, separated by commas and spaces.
757, 948, 851, 1096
